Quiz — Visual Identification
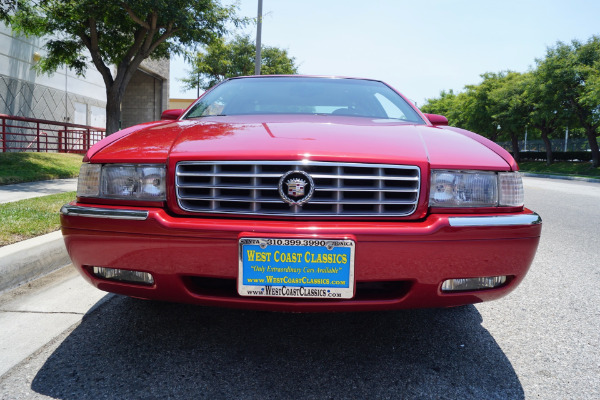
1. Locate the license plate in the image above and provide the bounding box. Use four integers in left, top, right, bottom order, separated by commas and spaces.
238, 238, 355, 299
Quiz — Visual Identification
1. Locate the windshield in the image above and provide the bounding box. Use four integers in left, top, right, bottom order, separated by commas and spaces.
184, 77, 425, 123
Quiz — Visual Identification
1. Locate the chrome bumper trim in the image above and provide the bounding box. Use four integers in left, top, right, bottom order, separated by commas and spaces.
448, 213, 542, 227
60, 205, 149, 221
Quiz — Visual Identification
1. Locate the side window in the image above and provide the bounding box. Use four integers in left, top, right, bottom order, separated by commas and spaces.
374, 93, 407, 120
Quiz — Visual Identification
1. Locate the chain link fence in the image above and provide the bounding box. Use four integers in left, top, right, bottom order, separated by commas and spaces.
497, 138, 597, 153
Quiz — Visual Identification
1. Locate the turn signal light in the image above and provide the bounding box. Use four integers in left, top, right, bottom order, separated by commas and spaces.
92, 267, 154, 285
441, 276, 507, 292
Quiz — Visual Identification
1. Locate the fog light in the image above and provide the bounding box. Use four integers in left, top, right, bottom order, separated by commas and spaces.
441, 276, 507, 292
92, 267, 154, 285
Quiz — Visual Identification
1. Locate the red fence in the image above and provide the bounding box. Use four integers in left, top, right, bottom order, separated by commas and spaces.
1, 114, 106, 154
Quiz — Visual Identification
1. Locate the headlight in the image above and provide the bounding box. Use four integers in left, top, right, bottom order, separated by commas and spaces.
429, 170, 523, 208
77, 164, 166, 201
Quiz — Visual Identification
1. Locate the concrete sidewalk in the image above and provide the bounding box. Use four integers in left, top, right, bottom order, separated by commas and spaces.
0, 265, 109, 377
0, 178, 77, 293
0, 178, 78, 204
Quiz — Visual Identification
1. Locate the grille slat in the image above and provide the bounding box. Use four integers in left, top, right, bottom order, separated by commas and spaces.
314, 175, 419, 181
178, 172, 418, 181
178, 172, 284, 178
179, 185, 417, 193
178, 196, 417, 205
176, 161, 420, 217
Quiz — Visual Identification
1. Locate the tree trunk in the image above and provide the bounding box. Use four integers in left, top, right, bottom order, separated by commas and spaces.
572, 104, 599, 167
585, 128, 599, 168
106, 58, 142, 136
540, 127, 553, 166
510, 132, 520, 163
105, 91, 122, 135
104, 72, 135, 135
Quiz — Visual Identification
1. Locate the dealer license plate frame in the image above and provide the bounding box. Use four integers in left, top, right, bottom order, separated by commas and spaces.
238, 237, 355, 299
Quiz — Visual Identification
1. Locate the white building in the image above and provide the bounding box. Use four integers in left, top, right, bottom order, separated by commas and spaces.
0, 22, 169, 131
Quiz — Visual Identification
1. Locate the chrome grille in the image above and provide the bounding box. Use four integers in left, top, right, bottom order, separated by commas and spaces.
175, 161, 420, 217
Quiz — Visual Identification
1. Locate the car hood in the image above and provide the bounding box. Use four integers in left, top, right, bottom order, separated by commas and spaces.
90, 115, 512, 170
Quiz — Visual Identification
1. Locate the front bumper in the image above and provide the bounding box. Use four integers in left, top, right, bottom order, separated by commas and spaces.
61, 203, 541, 312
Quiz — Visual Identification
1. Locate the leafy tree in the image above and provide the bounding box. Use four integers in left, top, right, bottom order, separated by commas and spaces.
460, 72, 512, 142
487, 72, 532, 162
421, 90, 456, 117
580, 58, 600, 111
424, 73, 508, 142
421, 90, 469, 127
526, 69, 572, 165
422, 36, 600, 166
183, 35, 298, 91
5, 0, 238, 134
422, 78, 507, 142
0, 0, 17, 20
537, 37, 600, 167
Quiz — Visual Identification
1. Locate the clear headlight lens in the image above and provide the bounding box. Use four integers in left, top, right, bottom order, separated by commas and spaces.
430, 170, 498, 207
430, 170, 523, 208
102, 165, 166, 200
77, 164, 166, 201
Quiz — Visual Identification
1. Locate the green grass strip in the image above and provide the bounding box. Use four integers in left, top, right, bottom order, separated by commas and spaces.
519, 161, 600, 179
0, 153, 83, 185
0, 191, 76, 247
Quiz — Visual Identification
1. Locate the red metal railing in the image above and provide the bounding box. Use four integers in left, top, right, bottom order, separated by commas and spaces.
1, 114, 106, 154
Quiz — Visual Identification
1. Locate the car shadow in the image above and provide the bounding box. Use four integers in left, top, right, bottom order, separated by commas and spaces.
32, 296, 524, 399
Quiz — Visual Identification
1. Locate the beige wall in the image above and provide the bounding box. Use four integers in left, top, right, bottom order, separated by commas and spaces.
121, 58, 169, 128
168, 98, 195, 111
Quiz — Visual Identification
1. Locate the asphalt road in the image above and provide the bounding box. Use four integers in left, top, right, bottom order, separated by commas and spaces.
1, 177, 599, 399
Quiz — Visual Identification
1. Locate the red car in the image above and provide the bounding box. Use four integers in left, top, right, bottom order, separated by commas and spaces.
61, 76, 541, 312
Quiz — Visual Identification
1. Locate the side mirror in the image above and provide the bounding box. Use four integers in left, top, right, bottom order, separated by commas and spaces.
424, 113, 448, 126
161, 109, 183, 120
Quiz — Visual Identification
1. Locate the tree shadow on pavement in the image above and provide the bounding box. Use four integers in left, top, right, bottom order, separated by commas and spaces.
31, 295, 524, 399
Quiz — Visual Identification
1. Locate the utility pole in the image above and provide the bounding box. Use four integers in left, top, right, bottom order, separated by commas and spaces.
254, 0, 263, 75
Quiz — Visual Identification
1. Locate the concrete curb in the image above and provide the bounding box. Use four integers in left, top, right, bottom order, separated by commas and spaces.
0, 231, 70, 294
521, 172, 600, 183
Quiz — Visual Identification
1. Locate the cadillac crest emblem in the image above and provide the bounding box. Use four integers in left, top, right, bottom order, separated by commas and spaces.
286, 178, 306, 197
278, 170, 315, 206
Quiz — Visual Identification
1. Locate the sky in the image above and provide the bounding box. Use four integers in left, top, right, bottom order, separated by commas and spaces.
169, 0, 600, 107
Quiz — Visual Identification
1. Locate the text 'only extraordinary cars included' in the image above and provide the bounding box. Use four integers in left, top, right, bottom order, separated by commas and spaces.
61, 76, 541, 312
